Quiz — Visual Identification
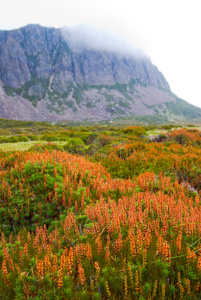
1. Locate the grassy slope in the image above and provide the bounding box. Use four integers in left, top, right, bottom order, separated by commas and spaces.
0, 141, 66, 151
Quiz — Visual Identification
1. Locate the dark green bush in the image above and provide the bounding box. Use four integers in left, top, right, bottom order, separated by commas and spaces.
86, 143, 100, 155
28, 135, 40, 141
40, 134, 67, 142
173, 134, 189, 145
86, 132, 99, 145
67, 131, 92, 143
18, 135, 30, 142
64, 138, 86, 155
0, 136, 19, 143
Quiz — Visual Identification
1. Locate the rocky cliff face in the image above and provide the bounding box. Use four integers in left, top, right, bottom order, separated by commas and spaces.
0, 24, 200, 122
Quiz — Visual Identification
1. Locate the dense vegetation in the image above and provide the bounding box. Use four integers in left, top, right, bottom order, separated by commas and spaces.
0, 120, 201, 299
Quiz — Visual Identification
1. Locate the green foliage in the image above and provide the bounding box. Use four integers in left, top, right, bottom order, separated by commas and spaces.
67, 131, 92, 144
18, 135, 30, 142
40, 134, 69, 142
0, 135, 29, 143
6, 74, 49, 106
0, 161, 67, 235
86, 101, 94, 108
98, 134, 114, 146
64, 138, 86, 155
28, 135, 40, 141
28, 143, 64, 152
86, 132, 99, 145
0, 123, 201, 299
118, 99, 132, 109
173, 134, 189, 145
0, 136, 19, 143
166, 98, 201, 118
122, 126, 147, 137
72, 85, 84, 106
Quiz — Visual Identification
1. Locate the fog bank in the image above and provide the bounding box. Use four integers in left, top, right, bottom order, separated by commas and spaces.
61, 24, 147, 59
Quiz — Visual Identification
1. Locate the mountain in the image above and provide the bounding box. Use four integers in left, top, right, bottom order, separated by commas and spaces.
0, 24, 200, 123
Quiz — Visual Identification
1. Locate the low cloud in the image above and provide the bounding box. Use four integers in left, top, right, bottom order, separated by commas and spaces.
60, 24, 147, 59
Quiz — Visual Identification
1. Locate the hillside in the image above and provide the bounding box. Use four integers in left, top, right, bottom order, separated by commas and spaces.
0, 24, 201, 123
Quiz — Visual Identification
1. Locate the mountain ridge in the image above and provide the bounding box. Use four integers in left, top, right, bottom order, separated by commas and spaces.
0, 24, 200, 123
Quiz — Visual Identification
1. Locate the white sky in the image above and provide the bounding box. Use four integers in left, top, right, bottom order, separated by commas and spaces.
1, 0, 201, 108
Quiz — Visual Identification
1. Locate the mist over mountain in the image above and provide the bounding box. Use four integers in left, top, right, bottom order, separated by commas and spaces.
0, 24, 200, 123
61, 24, 146, 58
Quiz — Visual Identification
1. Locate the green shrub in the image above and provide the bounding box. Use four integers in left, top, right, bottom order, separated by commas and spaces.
64, 138, 86, 155
28, 135, 40, 141
122, 126, 147, 137
29, 143, 64, 152
18, 135, 30, 142
0, 136, 19, 143
86, 132, 99, 145
67, 131, 91, 143
66, 138, 84, 146
40, 134, 67, 142
101, 131, 112, 136
173, 134, 189, 145
86, 143, 100, 155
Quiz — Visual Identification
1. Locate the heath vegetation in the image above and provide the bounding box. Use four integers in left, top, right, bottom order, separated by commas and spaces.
0, 120, 201, 299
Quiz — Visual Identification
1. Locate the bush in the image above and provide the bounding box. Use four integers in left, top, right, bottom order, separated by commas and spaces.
66, 138, 84, 146
64, 138, 86, 155
0, 160, 66, 235
18, 135, 30, 142
99, 135, 114, 146
122, 126, 147, 137
28, 135, 40, 141
0, 136, 19, 143
173, 134, 189, 145
86, 143, 100, 155
29, 143, 64, 152
86, 132, 99, 145
67, 131, 92, 144
40, 134, 66, 142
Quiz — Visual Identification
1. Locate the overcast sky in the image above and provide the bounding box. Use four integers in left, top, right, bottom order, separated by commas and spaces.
1, 0, 201, 108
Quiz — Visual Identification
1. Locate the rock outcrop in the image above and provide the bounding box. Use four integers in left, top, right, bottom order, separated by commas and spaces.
0, 24, 200, 122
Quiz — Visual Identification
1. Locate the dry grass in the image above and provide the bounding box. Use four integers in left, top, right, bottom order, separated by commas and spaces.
0, 141, 66, 151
